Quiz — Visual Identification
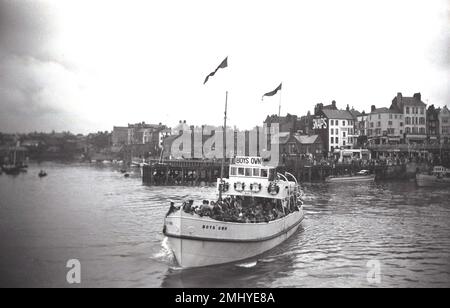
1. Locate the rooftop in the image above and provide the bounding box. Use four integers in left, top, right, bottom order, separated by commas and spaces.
321, 109, 355, 120
294, 135, 320, 144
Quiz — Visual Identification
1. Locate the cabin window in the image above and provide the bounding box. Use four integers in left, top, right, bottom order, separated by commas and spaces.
253, 168, 260, 177
261, 169, 268, 178
245, 168, 252, 177
268, 169, 276, 181
230, 167, 237, 176
238, 168, 245, 176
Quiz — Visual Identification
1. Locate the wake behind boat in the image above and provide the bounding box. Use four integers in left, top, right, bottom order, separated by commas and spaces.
326, 169, 375, 183
163, 156, 305, 268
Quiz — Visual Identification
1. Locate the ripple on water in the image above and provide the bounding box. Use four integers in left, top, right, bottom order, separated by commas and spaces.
1, 163, 450, 287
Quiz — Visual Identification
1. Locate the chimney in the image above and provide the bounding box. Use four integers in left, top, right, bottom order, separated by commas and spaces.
397, 92, 402, 102
371, 105, 376, 112
413, 92, 421, 101
346, 104, 350, 111
332, 100, 337, 108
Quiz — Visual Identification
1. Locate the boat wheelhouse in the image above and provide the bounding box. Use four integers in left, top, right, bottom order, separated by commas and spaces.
163, 156, 304, 268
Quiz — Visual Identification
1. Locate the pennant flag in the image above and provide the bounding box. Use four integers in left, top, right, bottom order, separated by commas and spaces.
262, 83, 282, 100
204, 57, 228, 84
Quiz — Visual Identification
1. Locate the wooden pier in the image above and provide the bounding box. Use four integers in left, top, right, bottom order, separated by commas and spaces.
141, 158, 415, 185
142, 160, 229, 186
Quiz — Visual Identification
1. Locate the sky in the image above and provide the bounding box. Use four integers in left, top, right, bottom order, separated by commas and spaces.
0, 0, 449, 134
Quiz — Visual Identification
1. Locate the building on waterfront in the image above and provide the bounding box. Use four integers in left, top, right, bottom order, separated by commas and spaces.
390, 92, 427, 144
313, 101, 357, 155
297, 111, 313, 135
264, 114, 300, 133
426, 105, 440, 143
367, 105, 403, 145
111, 126, 130, 146
355, 111, 369, 147
113, 122, 169, 146
439, 106, 450, 144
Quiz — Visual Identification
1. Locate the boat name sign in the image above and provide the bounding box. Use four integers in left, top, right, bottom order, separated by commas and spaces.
235, 156, 263, 167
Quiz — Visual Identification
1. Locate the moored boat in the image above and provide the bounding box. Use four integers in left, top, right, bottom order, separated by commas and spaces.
326, 170, 375, 183
38, 170, 48, 178
163, 156, 305, 268
416, 166, 450, 187
1, 164, 21, 175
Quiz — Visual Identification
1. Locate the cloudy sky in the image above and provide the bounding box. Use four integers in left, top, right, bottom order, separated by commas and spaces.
0, 0, 449, 134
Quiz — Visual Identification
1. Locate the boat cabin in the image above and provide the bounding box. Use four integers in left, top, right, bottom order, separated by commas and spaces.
217, 156, 298, 200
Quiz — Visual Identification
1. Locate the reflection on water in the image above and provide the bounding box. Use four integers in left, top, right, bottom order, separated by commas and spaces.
0, 163, 449, 287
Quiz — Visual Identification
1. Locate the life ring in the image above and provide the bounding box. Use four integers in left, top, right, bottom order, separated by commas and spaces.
234, 182, 245, 192
249, 183, 262, 193
268, 182, 280, 195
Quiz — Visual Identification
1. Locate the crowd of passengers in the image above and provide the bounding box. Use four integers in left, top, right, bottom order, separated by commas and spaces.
168, 196, 300, 223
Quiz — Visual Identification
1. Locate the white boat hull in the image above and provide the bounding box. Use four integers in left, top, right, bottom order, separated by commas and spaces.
164, 210, 304, 268
326, 175, 375, 183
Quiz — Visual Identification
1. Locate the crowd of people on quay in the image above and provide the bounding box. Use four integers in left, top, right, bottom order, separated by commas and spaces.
167, 196, 300, 223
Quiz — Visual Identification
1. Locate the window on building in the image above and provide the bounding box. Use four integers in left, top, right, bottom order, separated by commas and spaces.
370, 122, 374, 128
419, 117, 425, 125
421, 108, 424, 115
343, 141, 346, 146
388, 121, 393, 126
400, 122, 404, 127
245, 168, 252, 177
378, 114, 381, 119
395, 115, 398, 119
368, 129, 372, 136
406, 127, 411, 134
406, 107, 410, 114
331, 137, 334, 144
238, 168, 245, 176
406, 117, 411, 125
420, 127, 425, 134
412, 127, 418, 134
336, 137, 339, 144
331, 120, 334, 126
377, 122, 381, 127
342, 121, 346, 126
331, 128, 334, 135
343, 132, 346, 137
336, 129, 339, 135
400, 130, 403, 135
389, 114, 393, 119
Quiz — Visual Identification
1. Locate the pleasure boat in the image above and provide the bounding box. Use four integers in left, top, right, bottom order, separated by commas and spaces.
416, 166, 450, 187
163, 156, 305, 268
326, 169, 375, 183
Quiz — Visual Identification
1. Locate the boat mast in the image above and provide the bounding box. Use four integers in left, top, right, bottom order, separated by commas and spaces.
219, 91, 228, 201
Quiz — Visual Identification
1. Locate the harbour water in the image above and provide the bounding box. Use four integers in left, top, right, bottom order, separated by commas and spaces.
0, 163, 449, 287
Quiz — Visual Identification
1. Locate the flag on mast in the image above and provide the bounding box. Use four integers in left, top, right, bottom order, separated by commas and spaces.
203, 57, 228, 84
262, 83, 282, 100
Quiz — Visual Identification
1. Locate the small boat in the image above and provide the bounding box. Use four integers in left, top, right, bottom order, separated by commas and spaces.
163, 156, 305, 268
38, 170, 48, 178
2, 164, 21, 175
416, 166, 450, 187
124, 173, 130, 178
326, 169, 375, 183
